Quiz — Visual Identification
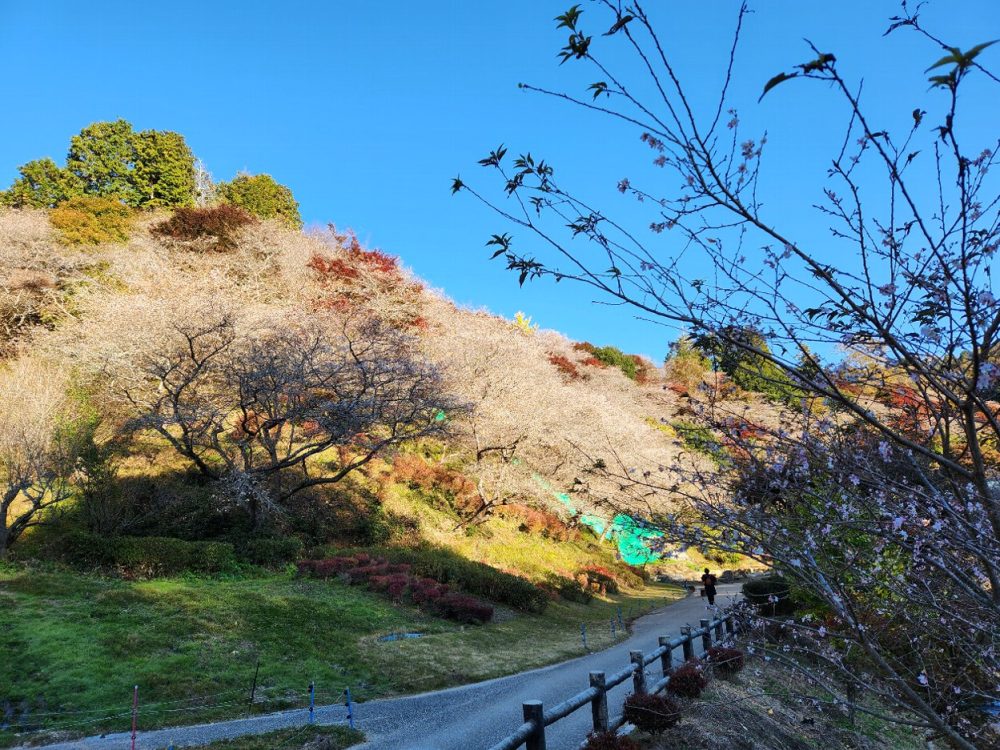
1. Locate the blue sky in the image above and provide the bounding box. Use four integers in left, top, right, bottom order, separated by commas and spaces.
1, 1, 996, 359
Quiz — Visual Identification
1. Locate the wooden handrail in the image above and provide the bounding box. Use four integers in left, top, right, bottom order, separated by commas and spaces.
485, 610, 738, 750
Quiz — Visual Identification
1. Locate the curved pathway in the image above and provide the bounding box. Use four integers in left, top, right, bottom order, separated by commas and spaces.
22, 585, 741, 750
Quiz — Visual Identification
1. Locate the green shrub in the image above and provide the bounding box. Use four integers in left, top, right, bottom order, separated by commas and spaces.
216, 173, 301, 228
671, 420, 727, 466
742, 574, 796, 615
20, 529, 236, 577
238, 537, 304, 566
50, 195, 132, 245
577, 342, 639, 379
360, 546, 549, 613
554, 578, 593, 604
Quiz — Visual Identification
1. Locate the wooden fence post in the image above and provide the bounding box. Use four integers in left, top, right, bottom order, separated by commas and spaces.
681, 626, 694, 662
524, 700, 546, 750
700, 619, 712, 653
629, 650, 647, 695
589, 671, 608, 732
657, 636, 673, 678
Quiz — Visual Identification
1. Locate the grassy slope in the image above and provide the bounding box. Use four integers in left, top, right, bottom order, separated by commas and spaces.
0, 562, 681, 747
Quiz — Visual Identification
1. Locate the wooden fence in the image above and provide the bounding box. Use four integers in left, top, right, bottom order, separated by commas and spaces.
487, 612, 737, 750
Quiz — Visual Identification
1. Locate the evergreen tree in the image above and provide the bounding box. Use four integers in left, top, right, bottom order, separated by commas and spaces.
1, 158, 82, 208
66, 119, 139, 204
134, 130, 195, 207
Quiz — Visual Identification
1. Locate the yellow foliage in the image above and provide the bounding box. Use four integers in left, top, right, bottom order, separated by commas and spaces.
513, 310, 539, 336
50, 196, 133, 246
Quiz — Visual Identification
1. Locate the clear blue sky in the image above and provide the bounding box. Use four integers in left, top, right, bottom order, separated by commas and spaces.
1, 1, 996, 359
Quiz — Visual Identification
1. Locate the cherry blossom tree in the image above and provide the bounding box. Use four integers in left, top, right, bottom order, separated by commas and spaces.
125, 314, 455, 529
455, 2, 1000, 746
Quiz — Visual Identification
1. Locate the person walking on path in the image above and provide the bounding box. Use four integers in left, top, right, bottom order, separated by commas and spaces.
701, 568, 718, 607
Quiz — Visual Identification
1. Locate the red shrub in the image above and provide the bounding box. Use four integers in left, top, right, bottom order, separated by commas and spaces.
151, 205, 257, 250
581, 731, 639, 750
307, 255, 359, 282
298, 555, 491, 623
706, 646, 745, 676
578, 565, 620, 594
433, 592, 494, 624
666, 381, 689, 397
499, 504, 576, 542
410, 577, 449, 604
622, 693, 681, 732
296, 560, 316, 576
548, 353, 581, 380
667, 659, 708, 698
581, 356, 606, 369
392, 455, 479, 514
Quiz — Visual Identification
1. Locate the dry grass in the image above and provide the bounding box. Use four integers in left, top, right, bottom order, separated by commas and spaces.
642, 655, 930, 750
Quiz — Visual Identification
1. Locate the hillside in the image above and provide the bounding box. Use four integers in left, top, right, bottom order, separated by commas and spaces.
0, 205, 776, 746
1, 207, 771, 575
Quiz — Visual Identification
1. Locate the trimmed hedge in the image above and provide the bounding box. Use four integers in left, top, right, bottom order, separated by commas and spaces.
238, 537, 304, 567
31, 530, 237, 577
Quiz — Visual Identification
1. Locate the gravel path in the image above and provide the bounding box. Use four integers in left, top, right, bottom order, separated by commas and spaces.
21, 584, 741, 750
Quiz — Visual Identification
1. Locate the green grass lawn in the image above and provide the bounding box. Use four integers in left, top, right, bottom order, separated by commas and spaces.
0, 563, 682, 747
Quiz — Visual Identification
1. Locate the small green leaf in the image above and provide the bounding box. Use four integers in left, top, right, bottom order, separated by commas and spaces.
925, 50, 963, 72
965, 39, 998, 62
759, 71, 798, 102
555, 5, 582, 31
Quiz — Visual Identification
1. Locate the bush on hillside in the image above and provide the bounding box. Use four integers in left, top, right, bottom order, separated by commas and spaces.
622, 692, 682, 732
706, 646, 745, 676
551, 575, 593, 603
49, 195, 132, 245
151, 204, 257, 250
432, 591, 494, 624
376, 546, 549, 612
238, 536, 304, 566
216, 173, 301, 228
389, 454, 480, 516
742, 575, 796, 616
548, 353, 582, 380
575, 342, 638, 379
497, 503, 577, 541
667, 659, 708, 698
297, 553, 494, 623
581, 731, 640, 750
671, 420, 727, 466
578, 565, 620, 594
19, 529, 237, 577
